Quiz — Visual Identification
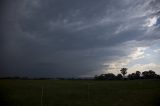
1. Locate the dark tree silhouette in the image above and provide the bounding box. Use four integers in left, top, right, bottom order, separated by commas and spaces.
104, 73, 116, 80
128, 71, 141, 80
116, 74, 123, 80
135, 71, 141, 79
156, 75, 160, 79
120, 68, 127, 78
94, 69, 160, 80
142, 70, 157, 79
128, 73, 136, 80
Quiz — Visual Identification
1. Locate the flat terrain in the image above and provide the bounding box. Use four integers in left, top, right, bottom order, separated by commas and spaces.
0, 79, 160, 106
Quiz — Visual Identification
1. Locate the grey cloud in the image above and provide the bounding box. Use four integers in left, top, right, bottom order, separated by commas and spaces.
149, 0, 160, 11
1, 0, 160, 77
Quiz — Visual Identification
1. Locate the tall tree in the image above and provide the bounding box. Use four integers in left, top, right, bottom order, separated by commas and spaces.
120, 68, 127, 78
135, 71, 141, 79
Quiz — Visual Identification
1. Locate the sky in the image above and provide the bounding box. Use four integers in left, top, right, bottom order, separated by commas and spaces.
0, 0, 160, 78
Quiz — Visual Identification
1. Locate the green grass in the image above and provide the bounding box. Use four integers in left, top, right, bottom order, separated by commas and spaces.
0, 79, 160, 106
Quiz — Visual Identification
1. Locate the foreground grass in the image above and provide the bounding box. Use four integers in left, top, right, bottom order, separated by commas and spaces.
0, 79, 160, 106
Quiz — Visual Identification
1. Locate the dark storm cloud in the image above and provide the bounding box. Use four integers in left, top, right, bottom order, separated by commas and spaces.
1, 0, 160, 77
149, 0, 160, 11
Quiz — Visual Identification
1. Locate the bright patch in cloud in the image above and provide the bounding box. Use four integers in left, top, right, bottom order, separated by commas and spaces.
128, 47, 147, 60
145, 16, 158, 27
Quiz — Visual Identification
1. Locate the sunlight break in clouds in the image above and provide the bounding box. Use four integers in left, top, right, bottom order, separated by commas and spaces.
104, 47, 147, 75
145, 16, 158, 27
128, 47, 147, 60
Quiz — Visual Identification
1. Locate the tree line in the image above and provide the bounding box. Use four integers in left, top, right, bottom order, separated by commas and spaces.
94, 68, 160, 80
1, 68, 160, 80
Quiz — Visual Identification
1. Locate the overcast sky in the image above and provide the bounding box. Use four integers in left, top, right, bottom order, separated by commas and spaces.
1, 0, 160, 78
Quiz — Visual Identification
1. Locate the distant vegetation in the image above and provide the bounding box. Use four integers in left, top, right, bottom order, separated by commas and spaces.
95, 68, 160, 80
0, 68, 160, 80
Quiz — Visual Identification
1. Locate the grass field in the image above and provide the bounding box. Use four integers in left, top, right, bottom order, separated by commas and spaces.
0, 79, 160, 106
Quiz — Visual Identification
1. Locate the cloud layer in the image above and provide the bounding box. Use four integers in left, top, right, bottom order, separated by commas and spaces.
1, 0, 160, 77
